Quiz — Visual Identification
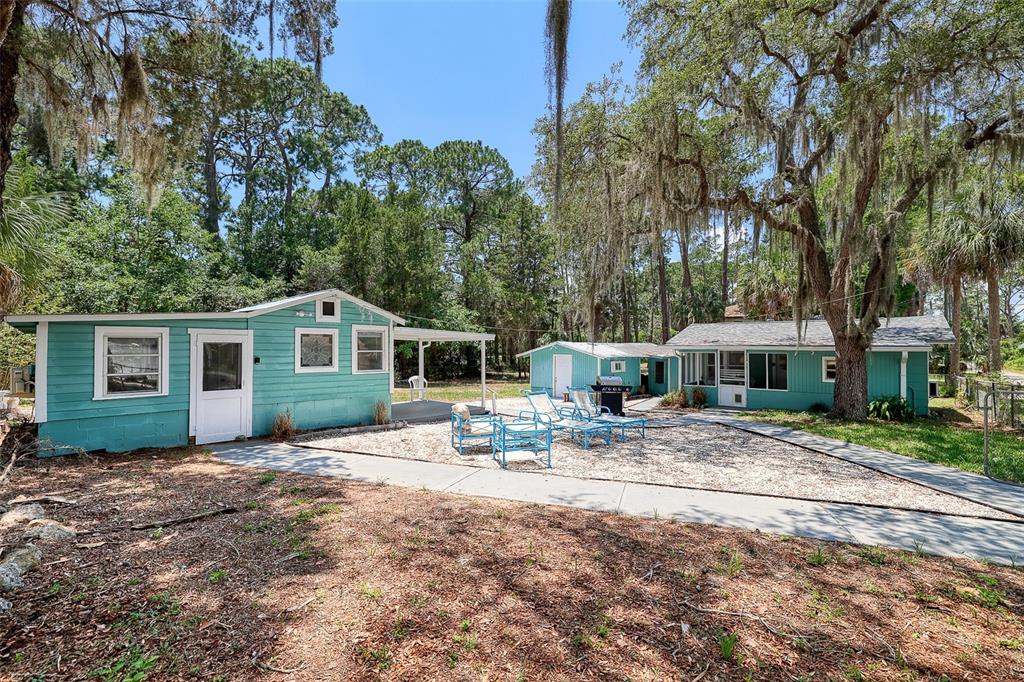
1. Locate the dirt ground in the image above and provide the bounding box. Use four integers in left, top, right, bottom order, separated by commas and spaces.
2, 449, 1023, 681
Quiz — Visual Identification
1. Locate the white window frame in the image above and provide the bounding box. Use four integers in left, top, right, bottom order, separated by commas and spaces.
684, 351, 718, 386
315, 295, 341, 323
822, 355, 837, 383
747, 351, 789, 392
93, 326, 170, 400
294, 327, 338, 373
610, 360, 626, 373
352, 324, 388, 374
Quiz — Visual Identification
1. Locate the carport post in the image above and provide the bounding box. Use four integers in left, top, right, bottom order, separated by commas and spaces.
480, 340, 487, 408
417, 341, 425, 399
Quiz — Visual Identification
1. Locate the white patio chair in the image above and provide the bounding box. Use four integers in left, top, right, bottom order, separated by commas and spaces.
408, 375, 428, 401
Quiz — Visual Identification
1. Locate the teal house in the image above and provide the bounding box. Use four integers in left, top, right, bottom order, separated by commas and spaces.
667, 316, 954, 415
6, 290, 492, 455
517, 342, 681, 398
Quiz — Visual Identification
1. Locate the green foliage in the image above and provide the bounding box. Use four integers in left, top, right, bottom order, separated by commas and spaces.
717, 629, 738, 661
867, 396, 914, 422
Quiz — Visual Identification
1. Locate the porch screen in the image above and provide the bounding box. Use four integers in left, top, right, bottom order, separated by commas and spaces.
748, 353, 788, 390
684, 352, 716, 385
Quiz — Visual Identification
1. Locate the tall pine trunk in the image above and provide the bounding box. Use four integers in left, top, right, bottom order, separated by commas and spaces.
948, 275, 962, 390
986, 264, 1002, 372
203, 127, 220, 234
720, 213, 729, 308
678, 224, 693, 327
657, 237, 670, 343
620, 274, 632, 342
0, 1, 24, 214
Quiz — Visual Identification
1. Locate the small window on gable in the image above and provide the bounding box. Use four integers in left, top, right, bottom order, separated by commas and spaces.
295, 328, 338, 373
316, 297, 340, 323
822, 356, 837, 383
610, 360, 626, 373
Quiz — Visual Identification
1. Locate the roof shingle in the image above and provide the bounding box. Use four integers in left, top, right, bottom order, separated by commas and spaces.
667, 315, 953, 348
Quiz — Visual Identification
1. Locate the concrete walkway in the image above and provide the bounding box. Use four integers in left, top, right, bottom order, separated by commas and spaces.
212, 440, 1024, 566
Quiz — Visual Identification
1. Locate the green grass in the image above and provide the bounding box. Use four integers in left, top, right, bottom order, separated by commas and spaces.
391, 379, 528, 403
743, 403, 1024, 484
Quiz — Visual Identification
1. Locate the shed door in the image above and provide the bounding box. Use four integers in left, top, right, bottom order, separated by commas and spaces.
191, 331, 253, 445
552, 354, 573, 399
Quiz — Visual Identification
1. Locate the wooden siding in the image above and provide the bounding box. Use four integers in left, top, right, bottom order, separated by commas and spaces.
675, 348, 930, 415
528, 345, 679, 397
37, 299, 393, 454
249, 300, 391, 434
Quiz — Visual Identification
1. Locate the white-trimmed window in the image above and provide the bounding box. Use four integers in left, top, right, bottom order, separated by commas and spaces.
295, 327, 338, 373
315, 296, 341, 323
94, 327, 169, 399
352, 325, 387, 374
610, 360, 626, 373
748, 352, 789, 391
822, 356, 837, 383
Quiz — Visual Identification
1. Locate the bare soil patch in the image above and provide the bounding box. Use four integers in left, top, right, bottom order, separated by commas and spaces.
2, 449, 1023, 680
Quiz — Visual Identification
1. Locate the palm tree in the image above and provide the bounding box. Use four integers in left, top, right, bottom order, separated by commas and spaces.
0, 164, 67, 313
545, 0, 571, 216
933, 188, 1024, 374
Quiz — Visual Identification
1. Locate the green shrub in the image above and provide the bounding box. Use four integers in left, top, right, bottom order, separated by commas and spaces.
867, 395, 914, 422
691, 386, 707, 408
659, 390, 688, 408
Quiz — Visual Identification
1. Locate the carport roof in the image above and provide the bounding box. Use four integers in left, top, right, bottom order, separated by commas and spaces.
516, 341, 679, 359
393, 326, 495, 342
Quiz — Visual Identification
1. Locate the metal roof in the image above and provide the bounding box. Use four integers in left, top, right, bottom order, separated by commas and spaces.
667, 315, 954, 349
516, 341, 680, 359
393, 327, 495, 342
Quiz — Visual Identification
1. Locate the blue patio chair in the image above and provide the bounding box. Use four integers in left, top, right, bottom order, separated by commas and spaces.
520, 390, 612, 449
566, 386, 647, 442
492, 419, 552, 469
450, 404, 502, 456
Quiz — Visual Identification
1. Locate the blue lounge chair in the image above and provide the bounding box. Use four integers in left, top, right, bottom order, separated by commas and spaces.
450, 404, 502, 456
520, 390, 612, 449
567, 386, 647, 442
492, 419, 552, 469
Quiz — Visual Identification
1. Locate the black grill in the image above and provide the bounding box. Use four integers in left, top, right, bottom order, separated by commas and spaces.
591, 376, 631, 416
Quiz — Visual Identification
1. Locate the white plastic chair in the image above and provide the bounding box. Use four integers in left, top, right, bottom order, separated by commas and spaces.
408, 375, 428, 401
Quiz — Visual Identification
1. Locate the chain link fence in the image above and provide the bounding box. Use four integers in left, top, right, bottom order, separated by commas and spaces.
954, 375, 1024, 430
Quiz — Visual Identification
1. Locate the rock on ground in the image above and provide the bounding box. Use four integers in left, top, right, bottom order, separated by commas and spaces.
0, 545, 42, 592
23, 519, 77, 542
0, 503, 44, 529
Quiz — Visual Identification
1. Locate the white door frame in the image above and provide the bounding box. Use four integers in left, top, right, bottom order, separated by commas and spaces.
552, 353, 573, 398
188, 329, 254, 444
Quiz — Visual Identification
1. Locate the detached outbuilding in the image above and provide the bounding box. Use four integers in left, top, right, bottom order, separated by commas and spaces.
6, 290, 494, 455
516, 342, 681, 399
668, 315, 953, 415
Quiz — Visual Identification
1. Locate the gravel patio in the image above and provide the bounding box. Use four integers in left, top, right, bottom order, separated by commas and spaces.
293, 399, 1012, 520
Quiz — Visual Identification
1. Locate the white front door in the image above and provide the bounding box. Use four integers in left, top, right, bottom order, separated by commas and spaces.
190, 330, 253, 445
552, 354, 573, 399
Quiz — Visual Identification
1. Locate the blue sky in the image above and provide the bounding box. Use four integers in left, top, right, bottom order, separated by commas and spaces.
325, 0, 638, 179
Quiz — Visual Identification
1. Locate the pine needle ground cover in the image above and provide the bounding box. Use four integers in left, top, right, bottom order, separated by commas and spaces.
742, 403, 1024, 485
2, 450, 1023, 680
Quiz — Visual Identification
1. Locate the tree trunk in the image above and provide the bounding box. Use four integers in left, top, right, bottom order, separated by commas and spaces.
986, 264, 1002, 373
678, 224, 693, 327
203, 127, 220, 234
621, 274, 632, 342
830, 332, 870, 420
947, 274, 962, 390
657, 237, 670, 343
720, 212, 729, 307
0, 1, 24, 214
